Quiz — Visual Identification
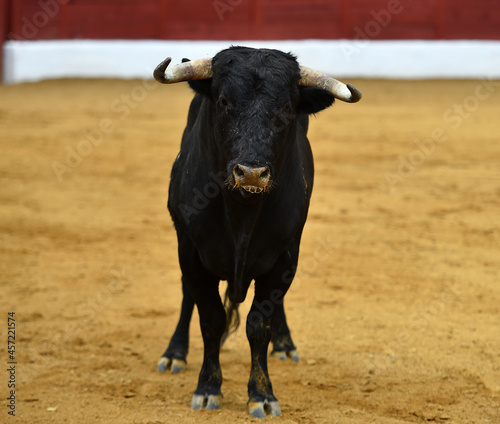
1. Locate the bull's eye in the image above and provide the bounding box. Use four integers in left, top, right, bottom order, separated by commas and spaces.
218, 95, 232, 114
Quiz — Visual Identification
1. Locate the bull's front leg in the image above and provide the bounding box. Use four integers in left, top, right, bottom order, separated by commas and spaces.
177, 238, 226, 410
190, 284, 226, 410
246, 291, 282, 418
247, 249, 298, 418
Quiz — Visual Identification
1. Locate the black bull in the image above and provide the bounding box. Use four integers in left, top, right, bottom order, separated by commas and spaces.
152, 46, 361, 418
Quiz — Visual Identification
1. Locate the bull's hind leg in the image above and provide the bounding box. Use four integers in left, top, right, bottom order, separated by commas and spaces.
247, 247, 299, 418
270, 301, 299, 362
157, 279, 194, 374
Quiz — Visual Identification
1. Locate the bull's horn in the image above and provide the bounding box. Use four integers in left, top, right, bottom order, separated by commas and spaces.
154, 57, 213, 84
298, 66, 362, 103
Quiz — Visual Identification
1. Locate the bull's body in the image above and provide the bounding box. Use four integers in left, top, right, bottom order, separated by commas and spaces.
154, 46, 361, 417
170, 93, 313, 302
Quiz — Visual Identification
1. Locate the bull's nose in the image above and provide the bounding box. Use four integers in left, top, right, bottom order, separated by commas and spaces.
233, 164, 271, 192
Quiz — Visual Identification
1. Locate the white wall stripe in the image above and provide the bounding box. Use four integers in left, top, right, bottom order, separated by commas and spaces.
4, 39, 500, 84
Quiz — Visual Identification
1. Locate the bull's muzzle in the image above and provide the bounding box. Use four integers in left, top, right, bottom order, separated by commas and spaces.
232, 164, 271, 194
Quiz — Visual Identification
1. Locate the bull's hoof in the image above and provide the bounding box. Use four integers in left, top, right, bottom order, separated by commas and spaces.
248, 400, 281, 418
191, 394, 222, 410
157, 357, 187, 374
271, 348, 299, 363
288, 349, 300, 362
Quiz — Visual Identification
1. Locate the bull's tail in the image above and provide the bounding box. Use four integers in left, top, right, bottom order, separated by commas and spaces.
221, 287, 241, 345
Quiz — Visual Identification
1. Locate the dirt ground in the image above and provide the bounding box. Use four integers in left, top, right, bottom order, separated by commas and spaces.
1, 77, 499, 424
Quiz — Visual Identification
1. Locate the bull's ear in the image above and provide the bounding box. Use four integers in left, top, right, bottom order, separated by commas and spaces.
298, 87, 335, 114
181, 58, 213, 96
188, 79, 212, 96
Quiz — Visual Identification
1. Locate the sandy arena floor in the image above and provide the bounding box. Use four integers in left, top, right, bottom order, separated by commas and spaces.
1, 77, 499, 424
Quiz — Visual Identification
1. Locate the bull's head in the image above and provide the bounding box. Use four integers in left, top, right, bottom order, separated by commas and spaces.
154, 47, 361, 197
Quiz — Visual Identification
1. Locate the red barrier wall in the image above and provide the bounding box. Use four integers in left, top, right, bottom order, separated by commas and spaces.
3, 0, 500, 41
0, 0, 9, 80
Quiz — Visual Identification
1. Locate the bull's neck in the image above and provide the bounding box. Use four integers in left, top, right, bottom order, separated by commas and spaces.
223, 192, 265, 302
222, 183, 265, 240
